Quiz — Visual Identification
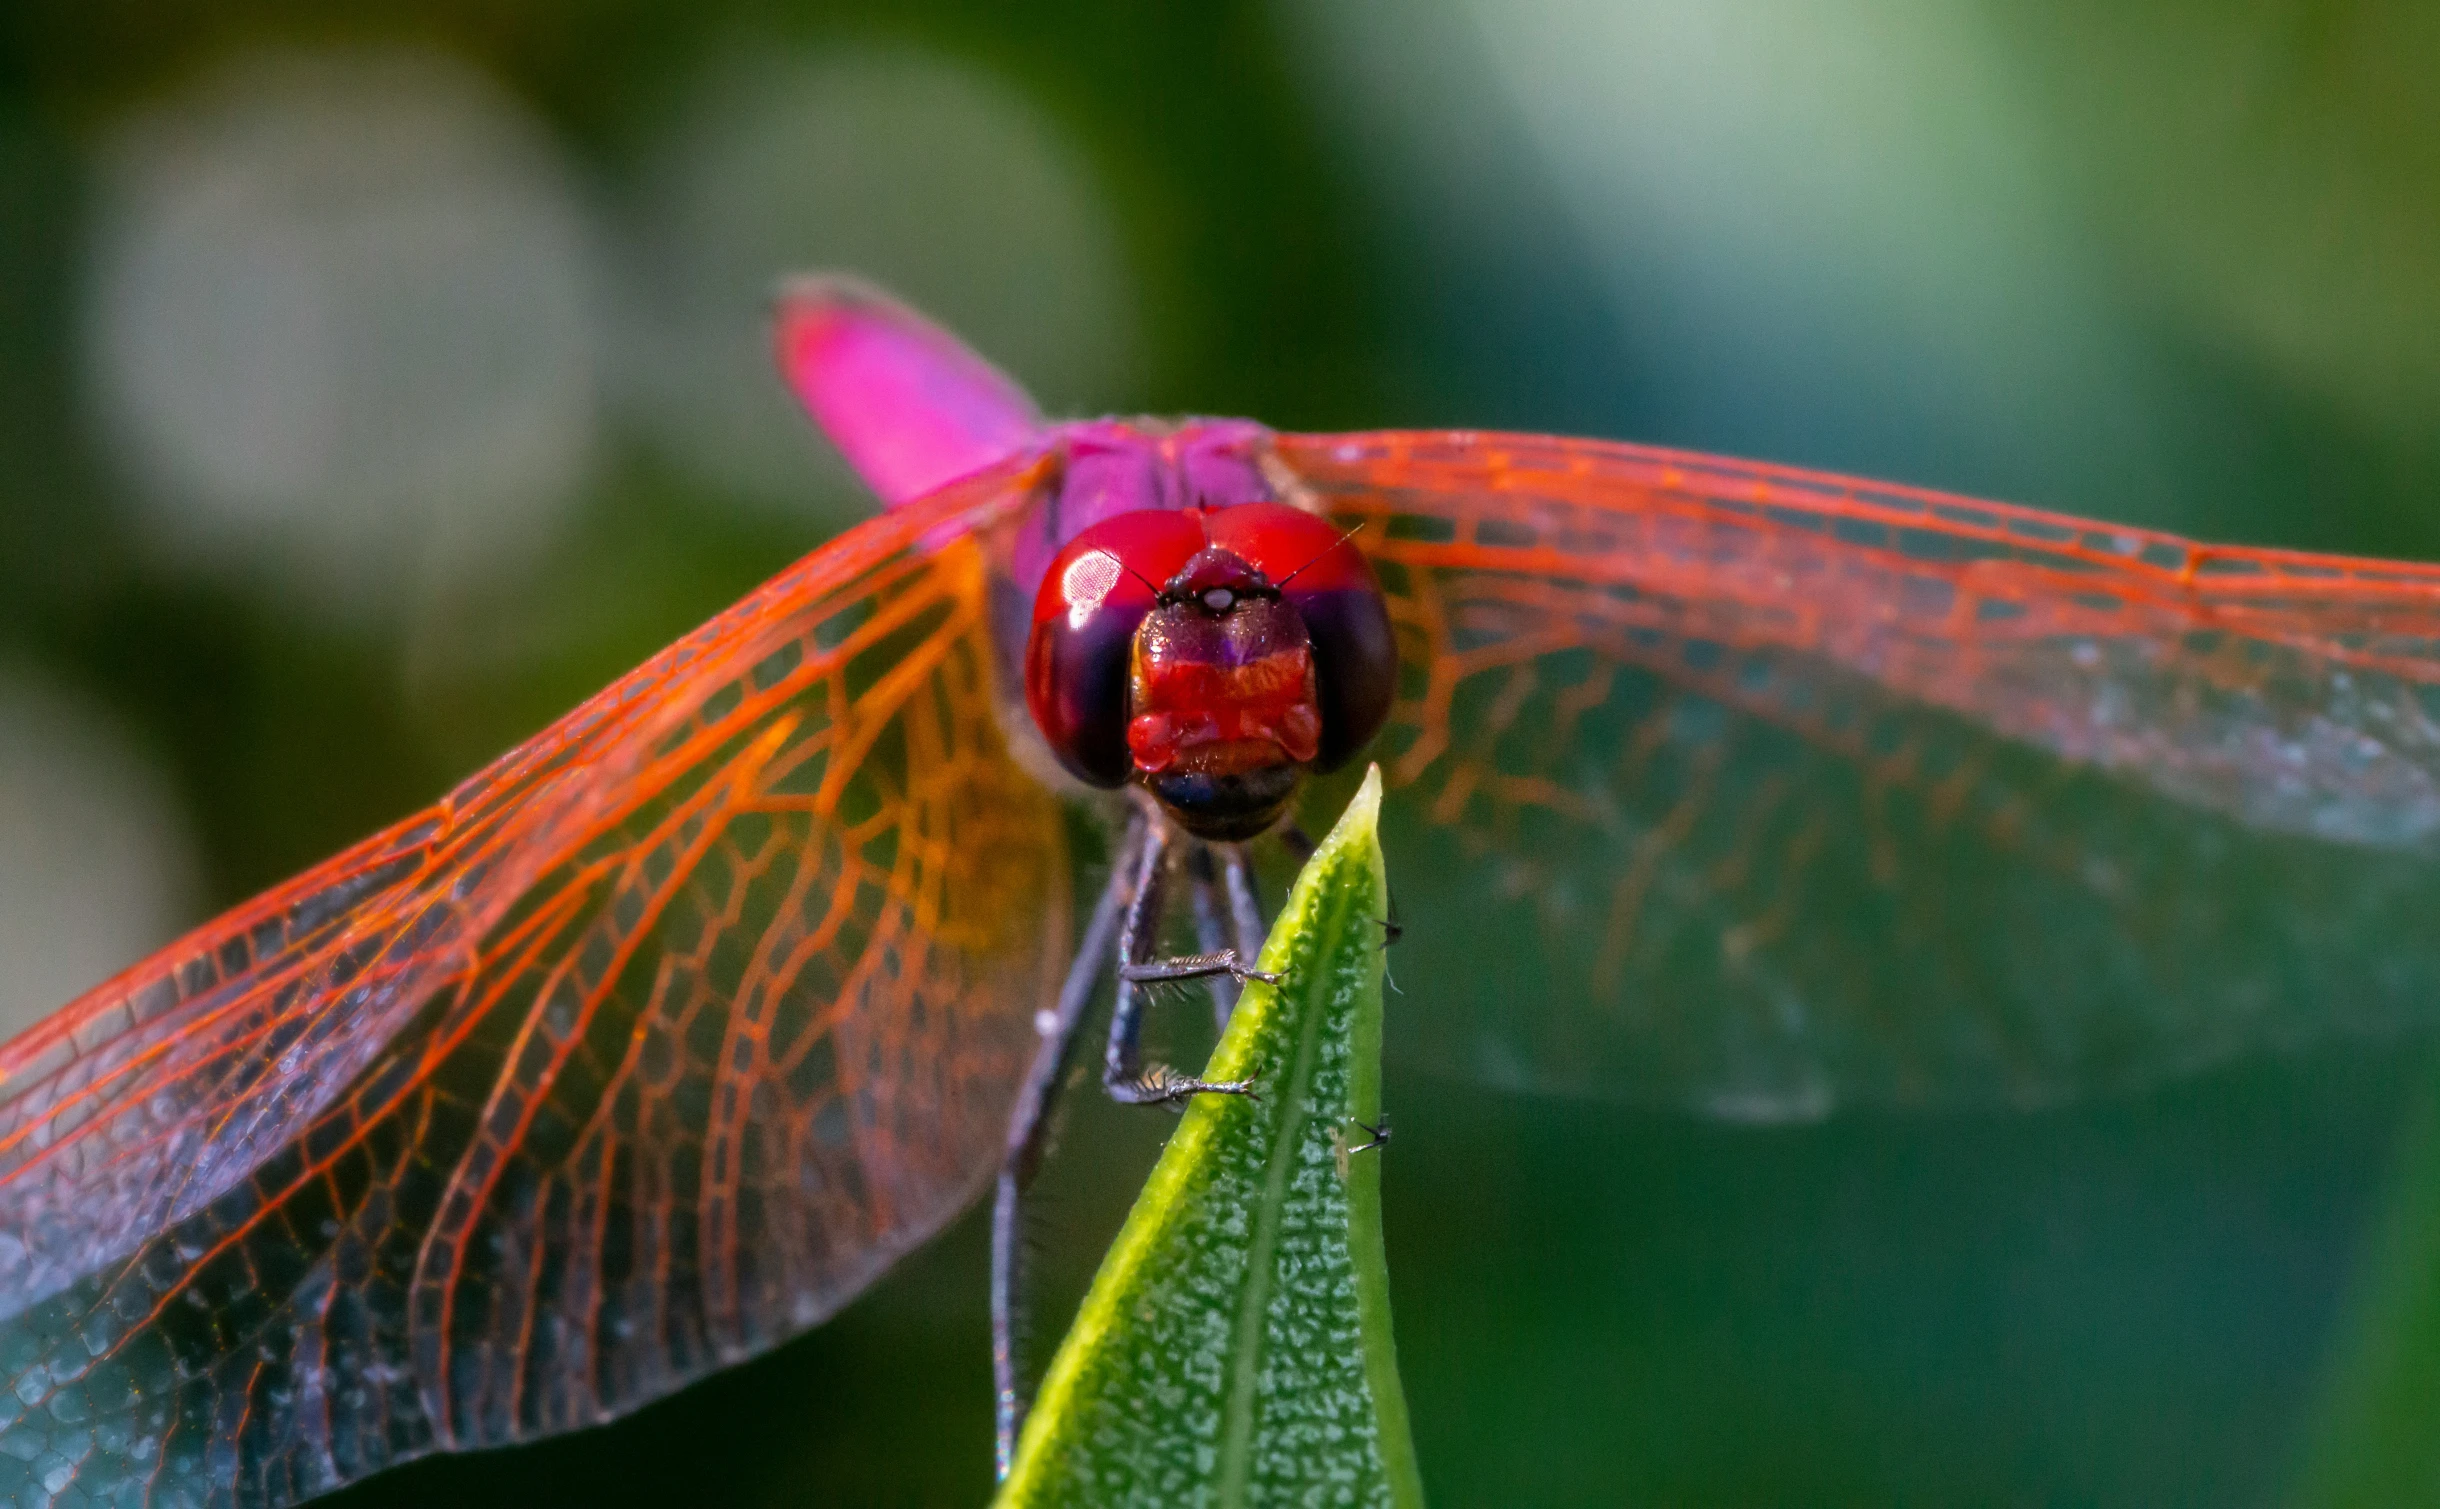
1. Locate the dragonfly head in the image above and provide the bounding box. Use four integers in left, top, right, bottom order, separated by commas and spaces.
1126, 544, 1319, 840
1024, 501, 1396, 842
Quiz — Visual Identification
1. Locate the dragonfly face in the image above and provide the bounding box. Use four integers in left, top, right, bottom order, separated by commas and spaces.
1023, 497, 1395, 840
11, 273, 2440, 1507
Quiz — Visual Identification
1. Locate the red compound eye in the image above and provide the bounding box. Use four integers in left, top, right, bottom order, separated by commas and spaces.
1200, 503, 1395, 773
1026, 510, 1205, 786
1023, 502, 1396, 789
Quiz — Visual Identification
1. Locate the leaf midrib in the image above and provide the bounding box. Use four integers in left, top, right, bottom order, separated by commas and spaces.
1215, 855, 1362, 1503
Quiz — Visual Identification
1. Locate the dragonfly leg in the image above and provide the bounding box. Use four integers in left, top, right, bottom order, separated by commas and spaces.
1347, 1114, 1392, 1154
1103, 825, 1262, 1106
1116, 951, 1280, 988
1185, 847, 1239, 1035
1221, 841, 1265, 962
1368, 878, 1405, 993
992, 812, 1144, 1478
1333, 1114, 1393, 1179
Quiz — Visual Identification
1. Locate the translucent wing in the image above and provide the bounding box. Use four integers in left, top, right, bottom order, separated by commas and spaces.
1274, 430, 2440, 1116
0, 454, 1069, 1507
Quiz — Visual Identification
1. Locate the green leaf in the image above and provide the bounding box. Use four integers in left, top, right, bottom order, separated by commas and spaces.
995, 764, 1424, 1509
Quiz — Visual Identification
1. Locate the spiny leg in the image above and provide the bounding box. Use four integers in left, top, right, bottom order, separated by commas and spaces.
1116, 950, 1280, 989
1104, 825, 1264, 1105
995, 825, 1279, 1469
992, 811, 1144, 1478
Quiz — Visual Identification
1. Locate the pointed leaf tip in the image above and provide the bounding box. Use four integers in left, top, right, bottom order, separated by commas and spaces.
998, 763, 1421, 1508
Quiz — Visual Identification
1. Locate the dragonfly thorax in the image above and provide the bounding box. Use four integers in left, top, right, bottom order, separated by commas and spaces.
1023, 501, 1396, 840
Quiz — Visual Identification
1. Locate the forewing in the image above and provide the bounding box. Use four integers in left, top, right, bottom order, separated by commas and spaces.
1275, 430, 2440, 1115
0, 454, 1070, 1507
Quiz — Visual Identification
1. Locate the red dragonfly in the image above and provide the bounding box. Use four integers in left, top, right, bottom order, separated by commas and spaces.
9, 277, 2440, 1507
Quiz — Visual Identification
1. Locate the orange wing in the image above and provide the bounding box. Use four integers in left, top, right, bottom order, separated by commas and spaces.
0, 454, 1069, 1507
1278, 430, 2440, 1116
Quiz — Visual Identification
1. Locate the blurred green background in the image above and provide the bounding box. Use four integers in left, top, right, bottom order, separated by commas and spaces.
4, 1, 2440, 1504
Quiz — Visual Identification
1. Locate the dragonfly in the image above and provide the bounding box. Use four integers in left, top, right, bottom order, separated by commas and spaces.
10, 276, 2440, 1508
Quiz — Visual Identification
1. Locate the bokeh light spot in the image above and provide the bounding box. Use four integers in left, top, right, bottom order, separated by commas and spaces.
0, 667, 194, 1038
84, 48, 603, 614
623, 45, 1138, 516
